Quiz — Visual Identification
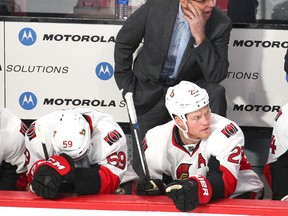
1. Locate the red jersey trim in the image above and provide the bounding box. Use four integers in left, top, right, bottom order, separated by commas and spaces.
98, 166, 120, 194
220, 165, 237, 197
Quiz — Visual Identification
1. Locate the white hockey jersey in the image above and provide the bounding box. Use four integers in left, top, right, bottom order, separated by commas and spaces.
0, 108, 28, 190
264, 103, 288, 200
144, 113, 263, 199
25, 108, 138, 194
265, 103, 288, 164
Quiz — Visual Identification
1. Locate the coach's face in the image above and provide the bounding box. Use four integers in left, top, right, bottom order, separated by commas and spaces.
180, 0, 215, 21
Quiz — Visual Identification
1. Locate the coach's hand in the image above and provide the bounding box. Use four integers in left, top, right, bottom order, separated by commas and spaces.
136, 178, 166, 195
31, 154, 75, 199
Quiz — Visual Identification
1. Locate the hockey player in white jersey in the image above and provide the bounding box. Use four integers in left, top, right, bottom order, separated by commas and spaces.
0, 108, 28, 190
25, 107, 138, 199
136, 81, 264, 212
264, 102, 288, 200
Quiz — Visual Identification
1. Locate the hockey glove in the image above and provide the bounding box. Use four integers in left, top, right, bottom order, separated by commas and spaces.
166, 179, 199, 212
136, 178, 166, 195
166, 175, 212, 212
31, 154, 75, 199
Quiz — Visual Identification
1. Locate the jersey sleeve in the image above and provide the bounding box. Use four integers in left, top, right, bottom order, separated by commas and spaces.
264, 104, 288, 200
88, 111, 131, 194
207, 120, 244, 198
0, 109, 28, 190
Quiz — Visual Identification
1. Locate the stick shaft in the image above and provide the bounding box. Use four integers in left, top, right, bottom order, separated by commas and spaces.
125, 92, 150, 179
38, 125, 49, 160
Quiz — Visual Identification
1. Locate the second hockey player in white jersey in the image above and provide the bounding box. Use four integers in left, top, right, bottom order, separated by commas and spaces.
264, 102, 288, 200
25, 107, 138, 199
136, 81, 264, 212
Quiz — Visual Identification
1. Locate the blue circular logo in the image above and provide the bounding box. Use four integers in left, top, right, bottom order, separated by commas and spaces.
95, 62, 114, 80
18, 28, 37, 46
19, 92, 37, 110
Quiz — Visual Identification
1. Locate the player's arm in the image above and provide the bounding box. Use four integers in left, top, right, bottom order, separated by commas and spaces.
135, 127, 169, 196
265, 150, 288, 200
0, 120, 28, 191
205, 156, 226, 200
264, 107, 288, 200
165, 154, 238, 212
165, 123, 243, 212
208, 122, 245, 199
88, 114, 130, 194
0, 162, 27, 190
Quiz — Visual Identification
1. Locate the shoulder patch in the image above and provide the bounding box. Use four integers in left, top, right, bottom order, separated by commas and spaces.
26, 122, 36, 141
20, 122, 28, 136
104, 129, 122, 146
221, 123, 238, 138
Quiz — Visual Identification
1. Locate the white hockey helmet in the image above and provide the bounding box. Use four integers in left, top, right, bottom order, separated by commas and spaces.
52, 112, 91, 161
165, 81, 209, 130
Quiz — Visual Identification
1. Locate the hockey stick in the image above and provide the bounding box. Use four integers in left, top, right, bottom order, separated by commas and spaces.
125, 92, 151, 179
38, 125, 49, 160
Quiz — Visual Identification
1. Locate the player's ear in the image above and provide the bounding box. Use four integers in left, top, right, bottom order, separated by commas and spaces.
174, 116, 185, 129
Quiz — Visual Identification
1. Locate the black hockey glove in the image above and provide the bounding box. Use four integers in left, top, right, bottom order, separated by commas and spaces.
136, 178, 166, 195
166, 175, 212, 212
31, 153, 75, 199
166, 179, 199, 212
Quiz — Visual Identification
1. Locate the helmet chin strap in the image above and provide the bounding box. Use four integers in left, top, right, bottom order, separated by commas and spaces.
175, 116, 201, 144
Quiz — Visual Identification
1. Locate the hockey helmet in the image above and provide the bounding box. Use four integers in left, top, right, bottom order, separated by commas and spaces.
52, 112, 91, 161
165, 81, 209, 122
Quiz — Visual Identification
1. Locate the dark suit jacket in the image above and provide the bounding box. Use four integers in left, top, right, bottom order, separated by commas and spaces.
114, 0, 232, 115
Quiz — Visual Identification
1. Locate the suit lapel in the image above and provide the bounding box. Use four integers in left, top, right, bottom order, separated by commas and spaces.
177, 36, 196, 71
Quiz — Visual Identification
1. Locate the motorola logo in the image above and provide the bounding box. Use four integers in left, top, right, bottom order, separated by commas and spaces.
19, 92, 37, 110
95, 62, 114, 80
233, 104, 280, 113
19, 28, 37, 46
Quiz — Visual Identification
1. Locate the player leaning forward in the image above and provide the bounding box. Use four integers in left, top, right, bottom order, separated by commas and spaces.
137, 81, 264, 211
25, 108, 138, 199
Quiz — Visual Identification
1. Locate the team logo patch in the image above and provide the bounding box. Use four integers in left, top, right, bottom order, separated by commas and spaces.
19, 122, 28, 136
221, 123, 238, 138
176, 163, 192, 180
104, 129, 122, 145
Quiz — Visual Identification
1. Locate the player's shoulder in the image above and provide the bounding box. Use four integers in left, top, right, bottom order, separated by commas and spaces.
273, 103, 288, 126
145, 121, 174, 144
0, 108, 22, 124
210, 113, 243, 140
75, 107, 114, 121
280, 103, 288, 114
146, 120, 174, 136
